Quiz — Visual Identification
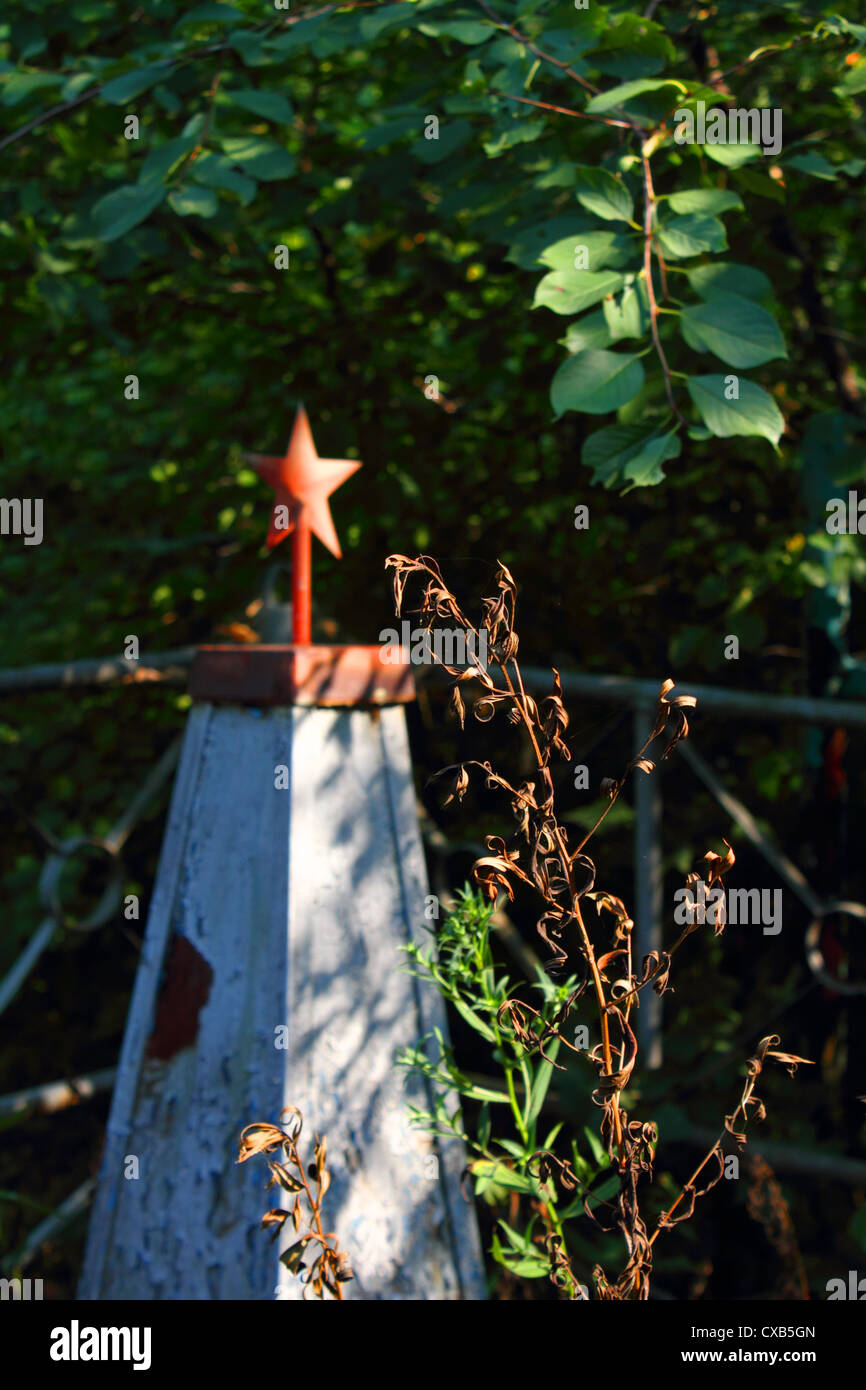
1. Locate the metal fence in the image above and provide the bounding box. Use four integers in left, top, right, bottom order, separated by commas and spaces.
1, 645, 865, 1273
519, 666, 866, 1065
3, 647, 865, 1055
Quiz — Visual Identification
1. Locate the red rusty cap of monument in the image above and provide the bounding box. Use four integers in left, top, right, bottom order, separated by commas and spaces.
189, 644, 414, 707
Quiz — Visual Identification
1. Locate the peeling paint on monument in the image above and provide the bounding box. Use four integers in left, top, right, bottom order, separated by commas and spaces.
79, 703, 486, 1300
146, 936, 213, 1062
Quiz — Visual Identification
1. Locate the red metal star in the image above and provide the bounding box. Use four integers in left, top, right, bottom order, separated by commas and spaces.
243, 406, 361, 646
244, 405, 361, 557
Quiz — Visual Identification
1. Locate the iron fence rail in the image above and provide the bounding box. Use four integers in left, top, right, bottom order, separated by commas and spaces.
2, 647, 864, 1063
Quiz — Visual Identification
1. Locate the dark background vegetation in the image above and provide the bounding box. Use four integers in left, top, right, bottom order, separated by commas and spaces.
1, 0, 865, 1298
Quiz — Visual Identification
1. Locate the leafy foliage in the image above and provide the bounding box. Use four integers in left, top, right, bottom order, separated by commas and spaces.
1, 0, 861, 496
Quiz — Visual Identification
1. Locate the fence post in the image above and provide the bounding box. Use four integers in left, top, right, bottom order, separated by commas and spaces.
634, 701, 663, 1068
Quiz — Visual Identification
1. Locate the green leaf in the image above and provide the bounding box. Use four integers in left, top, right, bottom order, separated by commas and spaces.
590, 13, 674, 78
1, 71, 64, 106
57, 206, 102, 251
732, 166, 785, 203
541, 1121, 564, 1151
538, 230, 634, 272
414, 119, 474, 164
139, 134, 197, 184
154, 84, 183, 117
582, 425, 681, 490
270, 14, 330, 54
10, 20, 48, 62
61, 72, 99, 102
496, 1249, 549, 1278
620, 430, 681, 492
183, 113, 206, 142
551, 349, 645, 417
477, 1102, 491, 1151
602, 281, 648, 341
219, 135, 295, 180
533, 162, 579, 190
585, 1173, 621, 1209
686, 375, 784, 447
835, 64, 866, 96
100, 64, 168, 104
359, 115, 420, 150
497, 1219, 536, 1253
190, 153, 256, 204
471, 1160, 533, 1194
37, 250, 76, 275
524, 1037, 560, 1126
680, 292, 786, 367
450, 995, 497, 1043
533, 268, 624, 316
505, 217, 597, 270
37, 276, 79, 322
657, 214, 727, 258
531, 27, 596, 66
228, 29, 269, 67
559, 310, 612, 353
784, 152, 839, 181
225, 87, 294, 123
417, 19, 494, 45
359, 3, 413, 40
585, 78, 686, 114
92, 181, 167, 241
583, 1125, 607, 1166
462, 1081, 512, 1104
310, 14, 363, 56
491, 1228, 549, 1277
168, 185, 218, 218
819, 17, 866, 44
666, 188, 744, 215
685, 261, 772, 303
483, 120, 546, 158
574, 166, 634, 223
703, 142, 761, 168
173, 3, 243, 28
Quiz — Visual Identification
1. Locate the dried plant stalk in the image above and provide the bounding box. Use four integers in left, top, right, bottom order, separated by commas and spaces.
746, 1153, 810, 1300
387, 552, 812, 1300
237, 1106, 353, 1301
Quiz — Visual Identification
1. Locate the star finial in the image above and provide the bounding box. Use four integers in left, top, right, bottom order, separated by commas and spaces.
244, 405, 361, 557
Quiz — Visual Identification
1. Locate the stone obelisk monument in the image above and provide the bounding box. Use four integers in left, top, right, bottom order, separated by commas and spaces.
79, 407, 485, 1300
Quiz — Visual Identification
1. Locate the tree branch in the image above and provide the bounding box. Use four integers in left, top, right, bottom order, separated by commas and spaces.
641, 153, 685, 425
